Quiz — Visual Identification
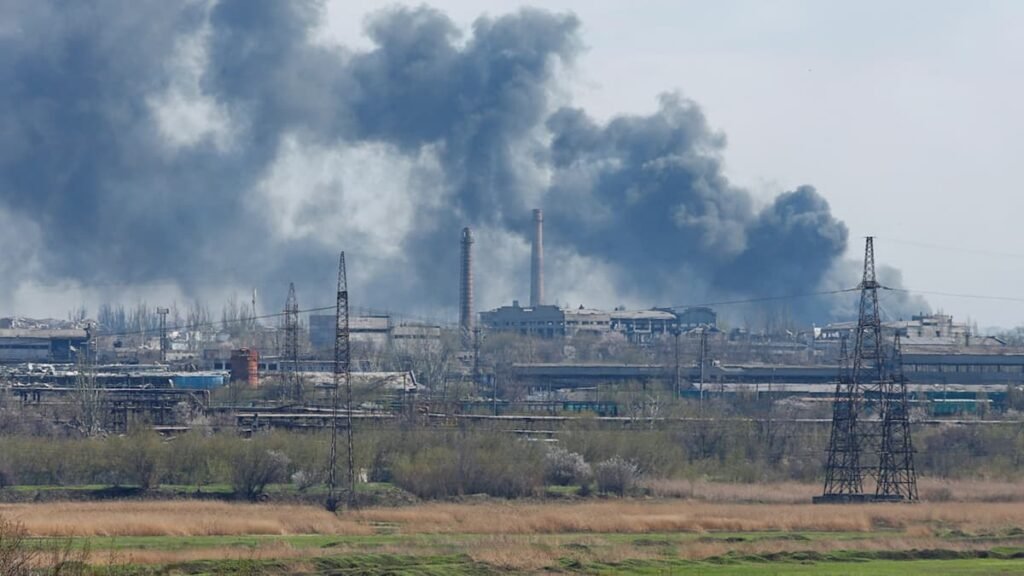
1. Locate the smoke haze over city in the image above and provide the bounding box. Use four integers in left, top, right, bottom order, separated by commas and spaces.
0, 0, 962, 326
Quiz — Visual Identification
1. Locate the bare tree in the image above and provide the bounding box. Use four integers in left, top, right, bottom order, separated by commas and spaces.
72, 336, 104, 437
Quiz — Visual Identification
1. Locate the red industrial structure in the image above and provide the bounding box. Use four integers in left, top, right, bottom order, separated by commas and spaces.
230, 348, 259, 387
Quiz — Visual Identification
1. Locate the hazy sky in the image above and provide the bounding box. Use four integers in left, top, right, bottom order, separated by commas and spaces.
325, 1, 1024, 328
3, 1, 1022, 329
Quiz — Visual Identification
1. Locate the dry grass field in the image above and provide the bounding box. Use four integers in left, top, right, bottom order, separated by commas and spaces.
0, 501, 371, 537
357, 499, 1024, 534
0, 499, 1022, 572
5, 483, 1024, 573
641, 477, 1024, 504
6, 497, 1024, 537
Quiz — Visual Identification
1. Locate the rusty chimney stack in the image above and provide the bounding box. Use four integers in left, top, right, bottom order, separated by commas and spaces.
460, 227, 474, 332
530, 208, 544, 307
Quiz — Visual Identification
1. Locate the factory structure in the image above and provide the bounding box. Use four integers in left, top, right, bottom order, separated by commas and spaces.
472, 208, 717, 344
1, 207, 1024, 434
308, 314, 441, 352
459, 209, 1024, 416
0, 327, 89, 363
480, 303, 717, 344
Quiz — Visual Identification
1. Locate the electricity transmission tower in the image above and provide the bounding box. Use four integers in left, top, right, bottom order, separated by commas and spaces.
817, 237, 918, 503
283, 283, 301, 401
876, 332, 918, 500
327, 253, 356, 512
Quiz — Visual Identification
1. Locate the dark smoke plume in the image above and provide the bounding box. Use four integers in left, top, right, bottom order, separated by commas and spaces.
546, 95, 848, 318
0, 0, 918, 324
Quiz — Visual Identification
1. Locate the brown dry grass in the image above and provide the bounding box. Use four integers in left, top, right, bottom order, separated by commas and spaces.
0, 501, 372, 537
641, 477, 1024, 504
88, 532, 1024, 571
640, 479, 820, 503
917, 477, 1024, 502
357, 500, 1024, 535
7, 498, 1024, 538
7, 493, 1024, 570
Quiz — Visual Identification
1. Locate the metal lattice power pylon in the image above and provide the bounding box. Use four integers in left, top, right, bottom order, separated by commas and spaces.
822, 334, 862, 496
327, 252, 355, 512
816, 237, 918, 503
875, 332, 919, 500
283, 283, 301, 401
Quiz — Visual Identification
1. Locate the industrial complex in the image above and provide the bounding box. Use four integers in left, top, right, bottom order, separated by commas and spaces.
0, 209, 1022, 437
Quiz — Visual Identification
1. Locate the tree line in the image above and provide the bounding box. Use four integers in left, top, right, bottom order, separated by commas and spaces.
1, 417, 1023, 501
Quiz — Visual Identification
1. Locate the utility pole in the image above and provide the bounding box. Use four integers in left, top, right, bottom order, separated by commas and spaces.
156, 307, 169, 363
699, 327, 707, 413
767, 366, 775, 451
327, 252, 355, 512
670, 327, 681, 399
283, 283, 300, 401
697, 326, 708, 459
472, 327, 481, 387
492, 374, 499, 417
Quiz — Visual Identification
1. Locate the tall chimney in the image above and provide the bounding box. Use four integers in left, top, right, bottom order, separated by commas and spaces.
530, 208, 544, 307
459, 227, 474, 332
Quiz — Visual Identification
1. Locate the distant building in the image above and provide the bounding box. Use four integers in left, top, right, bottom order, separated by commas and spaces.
0, 328, 89, 363
350, 315, 391, 348
309, 314, 438, 351
563, 307, 611, 337
308, 314, 335, 350
311, 314, 392, 350
677, 307, 718, 330
899, 314, 968, 340
391, 323, 442, 343
817, 313, 1002, 352
820, 314, 988, 344
481, 302, 717, 344
609, 310, 677, 344
480, 301, 564, 338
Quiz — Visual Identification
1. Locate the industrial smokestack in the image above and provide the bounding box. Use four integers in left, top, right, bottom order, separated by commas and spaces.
530, 208, 544, 307
459, 227, 474, 332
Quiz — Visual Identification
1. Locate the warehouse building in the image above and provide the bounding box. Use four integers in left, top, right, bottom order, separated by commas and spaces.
309, 314, 439, 352
0, 328, 89, 363
480, 301, 565, 338
480, 303, 717, 343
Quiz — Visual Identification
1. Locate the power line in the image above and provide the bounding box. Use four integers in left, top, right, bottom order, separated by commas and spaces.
93, 305, 336, 338
877, 236, 1024, 260
883, 287, 1024, 304
667, 288, 859, 310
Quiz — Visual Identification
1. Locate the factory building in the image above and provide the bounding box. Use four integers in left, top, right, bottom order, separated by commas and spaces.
817, 313, 1002, 350
677, 307, 718, 330
309, 314, 440, 351
391, 324, 442, 343
479, 208, 717, 343
609, 309, 677, 344
480, 303, 717, 343
563, 307, 611, 337
0, 328, 89, 363
510, 353, 1024, 388
480, 301, 564, 338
